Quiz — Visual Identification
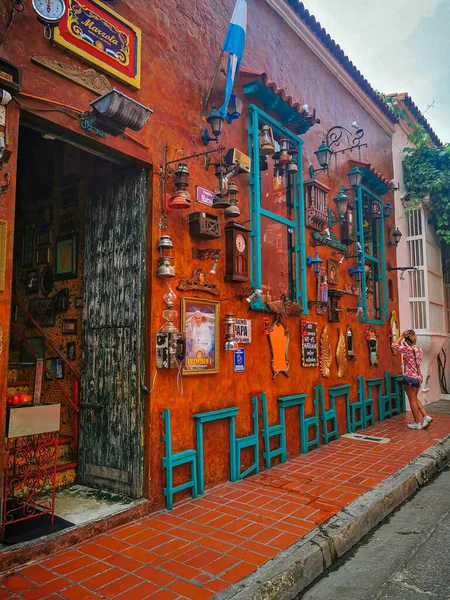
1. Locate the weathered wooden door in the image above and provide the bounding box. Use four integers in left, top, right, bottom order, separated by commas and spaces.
78, 169, 146, 498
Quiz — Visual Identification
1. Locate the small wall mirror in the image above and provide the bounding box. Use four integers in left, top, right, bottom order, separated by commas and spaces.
268, 316, 290, 379
40, 265, 54, 296
346, 325, 356, 359
367, 325, 379, 367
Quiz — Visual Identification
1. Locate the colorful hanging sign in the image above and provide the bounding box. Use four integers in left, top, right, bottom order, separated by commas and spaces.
53, 0, 141, 89
196, 186, 216, 207
301, 320, 318, 367
235, 319, 252, 343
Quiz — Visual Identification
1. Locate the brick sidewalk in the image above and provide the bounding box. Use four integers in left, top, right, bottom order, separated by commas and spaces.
1, 413, 450, 600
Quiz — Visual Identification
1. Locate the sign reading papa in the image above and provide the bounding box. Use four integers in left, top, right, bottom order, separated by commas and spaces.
54, 0, 141, 89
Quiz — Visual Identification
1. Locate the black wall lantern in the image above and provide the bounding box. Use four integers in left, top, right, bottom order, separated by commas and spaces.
226, 93, 243, 123
388, 227, 402, 247
201, 105, 225, 145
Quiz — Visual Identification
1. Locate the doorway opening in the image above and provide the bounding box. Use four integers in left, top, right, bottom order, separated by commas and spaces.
4, 123, 147, 545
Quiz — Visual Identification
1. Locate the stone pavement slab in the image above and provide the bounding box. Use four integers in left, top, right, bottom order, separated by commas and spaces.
1, 412, 449, 600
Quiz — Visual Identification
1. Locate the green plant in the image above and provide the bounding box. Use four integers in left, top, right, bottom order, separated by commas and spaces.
377, 92, 450, 245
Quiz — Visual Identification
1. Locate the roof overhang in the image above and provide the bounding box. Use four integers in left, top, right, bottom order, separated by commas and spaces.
240, 68, 320, 134
352, 159, 393, 196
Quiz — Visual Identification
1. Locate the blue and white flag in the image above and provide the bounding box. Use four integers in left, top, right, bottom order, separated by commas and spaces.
219, 0, 247, 116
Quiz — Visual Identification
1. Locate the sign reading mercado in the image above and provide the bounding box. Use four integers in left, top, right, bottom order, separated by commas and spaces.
54, 0, 141, 89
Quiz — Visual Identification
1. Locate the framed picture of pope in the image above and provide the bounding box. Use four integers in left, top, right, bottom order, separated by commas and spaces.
181, 298, 220, 375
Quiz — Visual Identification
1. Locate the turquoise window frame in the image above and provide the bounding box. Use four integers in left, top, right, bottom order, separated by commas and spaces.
248, 104, 308, 313
355, 185, 388, 324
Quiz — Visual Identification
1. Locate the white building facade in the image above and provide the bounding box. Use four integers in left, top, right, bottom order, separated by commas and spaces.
390, 93, 449, 405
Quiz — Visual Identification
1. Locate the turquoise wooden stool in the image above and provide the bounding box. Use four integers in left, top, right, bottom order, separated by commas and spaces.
356, 376, 375, 429
278, 393, 309, 455
344, 378, 364, 433
384, 372, 401, 417
193, 406, 239, 495
317, 384, 339, 444
235, 395, 260, 480
260, 391, 287, 469
330, 384, 352, 434
366, 377, 389, 425
300, 388, 320, 453
161, 409, 198, 510
392, 374, 406, 413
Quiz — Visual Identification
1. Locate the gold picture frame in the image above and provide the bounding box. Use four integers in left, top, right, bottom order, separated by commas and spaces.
181, 297, 220, 375
390, 310, 399, 355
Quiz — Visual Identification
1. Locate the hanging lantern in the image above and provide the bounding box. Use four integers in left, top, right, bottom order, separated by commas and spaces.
372, 200, 381, 219
333, 186, 350, 219
260, 156, 269, 172
262, 316, 271, 335
346, 164, 364, 188
224, 313, 238, 350
168, 162, 191, 209
314, 140, 332, 169
384, 201, 392, 218
278, 138, 291, 165
227, 92, 244, 121
225, 182, 240, 218
259, 124, 275, 156
286, 157, 298, 174
156, 235, 175, 278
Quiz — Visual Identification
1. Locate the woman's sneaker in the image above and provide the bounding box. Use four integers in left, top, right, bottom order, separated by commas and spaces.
422, 415, 433, 428
407, 422, 423, 430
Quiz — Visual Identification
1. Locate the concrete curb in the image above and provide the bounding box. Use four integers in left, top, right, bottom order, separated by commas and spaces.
216, 435, 450, 600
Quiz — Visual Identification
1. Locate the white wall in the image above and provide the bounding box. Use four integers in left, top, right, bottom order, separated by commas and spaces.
392, 125, 449, 405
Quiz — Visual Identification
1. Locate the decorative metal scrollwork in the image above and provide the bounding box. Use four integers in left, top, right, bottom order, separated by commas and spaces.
326, 125, 367, 156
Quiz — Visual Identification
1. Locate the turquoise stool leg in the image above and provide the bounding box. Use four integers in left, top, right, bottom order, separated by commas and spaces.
300, 388, 320, 453
162, 409, 174, 510
236, 395, 260, 480
195, 419, 205, 495
260, 392, 286, 469
318, 384, 338, 444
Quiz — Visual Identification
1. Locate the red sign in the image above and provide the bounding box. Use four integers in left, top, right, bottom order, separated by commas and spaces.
54, 0, 141, 89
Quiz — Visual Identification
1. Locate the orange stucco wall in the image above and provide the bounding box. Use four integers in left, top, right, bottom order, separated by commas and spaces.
0, 0, 400, 508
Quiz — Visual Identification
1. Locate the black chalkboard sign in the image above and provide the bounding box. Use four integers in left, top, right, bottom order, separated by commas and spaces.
301, 320, 318, 367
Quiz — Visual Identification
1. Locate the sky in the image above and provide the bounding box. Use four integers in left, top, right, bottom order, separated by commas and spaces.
302, 0, 450, 143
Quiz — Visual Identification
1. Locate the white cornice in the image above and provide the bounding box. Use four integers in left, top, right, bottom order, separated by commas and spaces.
263, 0, 396, 136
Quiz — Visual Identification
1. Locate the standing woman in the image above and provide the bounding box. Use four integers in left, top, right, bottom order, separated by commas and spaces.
391, 330, 433, 430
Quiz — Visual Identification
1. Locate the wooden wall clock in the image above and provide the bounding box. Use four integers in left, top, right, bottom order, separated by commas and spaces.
225, 221, 249, 282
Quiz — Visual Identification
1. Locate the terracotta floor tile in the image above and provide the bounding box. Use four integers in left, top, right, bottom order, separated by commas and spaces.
96, 574, 142, 598
182, 521, 215, 536
240, 540, 279, 558
134, 565, 177, 587
205, 578, 231, 594
124, 529, 157, 546
41, 550, 84, 570
110, 524, 149, 540
237, 522, 266, 538
198, 536, 234, 553
209, 530, 245, 546
79, 543, 114, 560
271, 531, 301, 550
104, 553, 143, 572
122, 546, 159, 564
95, 536, 131, 552
60, 585, 102, 599
83, 568, 125, 591
147, 590, 179, 599
221, 561, 257, 584
228, 547, 269, 566
165, 527, 198, 542
252, 528, 284, 545
159, 560, 204, 582
139, 533, 173, 550
0, 574, 35, 594
0, 589, 13, 600
18, 565, 56, 585
169, 579, 214, 599
202, 554, 241, 576
52, 555, 94, 576
21, 578, 68, 600
291, 505, 318, 520
184, 549, 222, 569
114, 580, 159, 600
66, 563, 106, 584
152, 539, 188, 557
